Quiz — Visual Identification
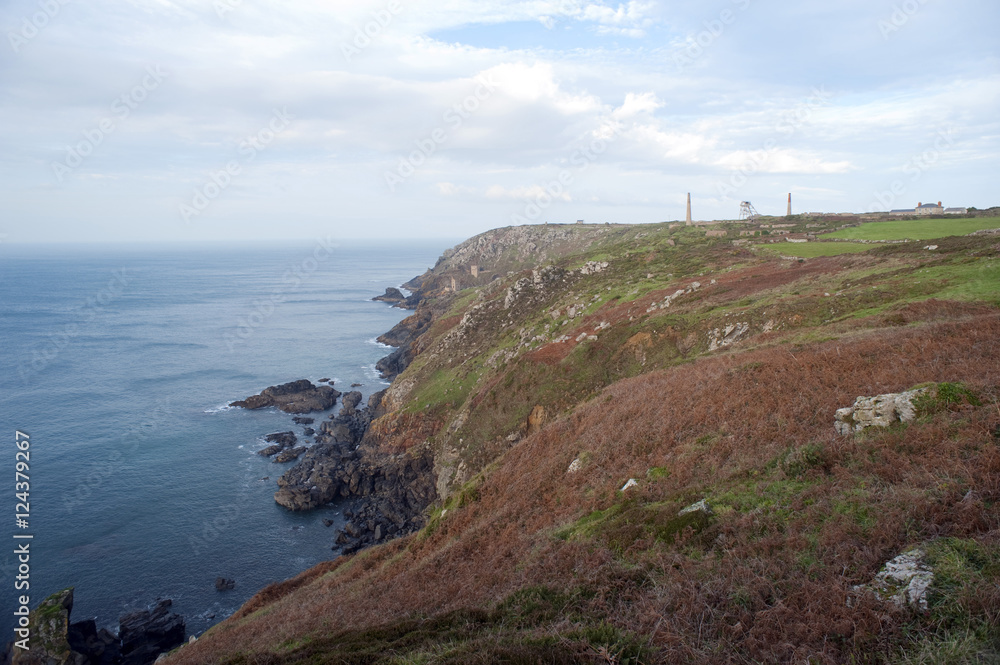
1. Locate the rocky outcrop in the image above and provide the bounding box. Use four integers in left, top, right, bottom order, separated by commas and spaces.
372, 287, 421, 309
11, 587, 80, 665
339, 391, 363, 415
257, 432, 297, 458
67, 620, 119, 665
319, 394, 374, 446
230, 380, 341, 414
375, 307, 435, 380
853, 549, 934, 611
118, 600, 185, 665
835, 387, 930, 435
273, 447, 306, 463
214, 578, 235, 591
274, 442, 437, 550
372, 287, 407, 305
7, 589, 181, 665
526, 405, 546, 435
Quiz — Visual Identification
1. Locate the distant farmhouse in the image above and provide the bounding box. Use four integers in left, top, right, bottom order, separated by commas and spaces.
890, 201, 968, 216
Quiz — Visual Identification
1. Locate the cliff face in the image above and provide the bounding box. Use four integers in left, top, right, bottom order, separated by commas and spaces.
166, 220, 1000, 665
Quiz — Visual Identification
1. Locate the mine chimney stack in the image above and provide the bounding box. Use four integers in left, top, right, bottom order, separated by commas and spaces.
787, 193, 792, 217
686, 193, 692, 225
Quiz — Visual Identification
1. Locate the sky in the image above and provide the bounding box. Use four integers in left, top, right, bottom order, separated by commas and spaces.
0, 0, 997, 243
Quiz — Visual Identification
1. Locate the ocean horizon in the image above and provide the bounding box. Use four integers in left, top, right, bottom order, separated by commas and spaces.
0, 238, 451, 638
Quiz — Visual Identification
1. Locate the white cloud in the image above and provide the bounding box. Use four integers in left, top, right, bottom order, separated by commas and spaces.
0, 0, 997, 242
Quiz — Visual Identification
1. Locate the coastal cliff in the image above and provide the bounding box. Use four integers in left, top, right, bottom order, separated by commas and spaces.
165, 219, 1000, 664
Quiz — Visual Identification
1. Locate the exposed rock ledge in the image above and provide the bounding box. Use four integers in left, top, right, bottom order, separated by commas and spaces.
230, 379, 341, 414
834, 387, 930, 435
7, 588, 184, 665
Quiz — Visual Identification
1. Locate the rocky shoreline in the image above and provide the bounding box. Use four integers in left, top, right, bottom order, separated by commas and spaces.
4, 588, 186, 665
6, 281, 440, 665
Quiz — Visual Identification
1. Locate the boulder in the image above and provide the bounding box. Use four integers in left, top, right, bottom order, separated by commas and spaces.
855, 549, 934, 611
273, 447, 307, 463
214, 578, 235, 591
230, 380, 341, 414
118, 599, 185, 665
339, 391, 363, 416
679, 499, 712, 516
372, 287, 407, 304
67, 620, 119, 665
835, 387, 930, 435
526, 405, 546, 435
257, 445, 283, 457
264, 432, 297, 448
292, 417, 314, 425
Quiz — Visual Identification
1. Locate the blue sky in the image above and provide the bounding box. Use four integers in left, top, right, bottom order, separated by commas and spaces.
0, 0, 997, 243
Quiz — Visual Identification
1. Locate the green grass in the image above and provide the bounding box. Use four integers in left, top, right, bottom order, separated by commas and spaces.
824, 218, 1000, 242
915, 258, 1000, 303
768, 242, 876, 258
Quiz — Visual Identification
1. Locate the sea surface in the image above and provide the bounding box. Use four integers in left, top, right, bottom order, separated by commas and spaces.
0, 239, 449, 638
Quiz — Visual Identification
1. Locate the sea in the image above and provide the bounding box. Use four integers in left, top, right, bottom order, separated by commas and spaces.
0, 239, 450, 639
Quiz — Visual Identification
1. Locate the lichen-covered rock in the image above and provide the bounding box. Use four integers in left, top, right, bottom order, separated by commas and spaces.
708, 322, 750, 351
861, 549, 934, 611
834, 387, 930, 435
11, 588, 85, 665
679, 499, 713, 516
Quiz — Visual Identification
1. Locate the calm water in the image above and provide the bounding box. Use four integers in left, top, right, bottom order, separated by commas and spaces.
0, 239, 448, 638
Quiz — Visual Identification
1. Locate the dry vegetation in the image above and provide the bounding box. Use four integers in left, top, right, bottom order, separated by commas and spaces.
169, 310, 1000, 664
164, 221, 1000, 664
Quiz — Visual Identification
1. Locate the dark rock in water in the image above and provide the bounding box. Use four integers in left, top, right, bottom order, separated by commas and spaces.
260, 477, 269, 481
319, 421, 353, 444
292, 417, 314, 425
322, 518, 334, 527
265, 431, 297, 448
118, 599, 185, 665
339, 391, 363, 416
215, 578, 236, 591
257, 445, 283, 457
375, 305, 433, 378
303, 427, 315, 436
67, 618, 120, 665
273, 447, 307, 464
351, 383, 362, 387
372, 287, 406, 304
374, 346, 411, 382
230, 380, 341, 414
318, 378, 331, 383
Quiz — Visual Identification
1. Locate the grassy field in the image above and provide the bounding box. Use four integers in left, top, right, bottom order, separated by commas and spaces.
824, 217, 1000, 241
768, 241, 875, 258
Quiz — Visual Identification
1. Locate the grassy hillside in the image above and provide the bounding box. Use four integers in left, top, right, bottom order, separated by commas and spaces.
165, 220, 1000, 664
